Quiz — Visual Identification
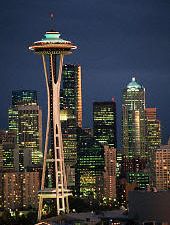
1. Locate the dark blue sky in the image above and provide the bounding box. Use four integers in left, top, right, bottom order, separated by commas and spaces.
0, 0, 170, 145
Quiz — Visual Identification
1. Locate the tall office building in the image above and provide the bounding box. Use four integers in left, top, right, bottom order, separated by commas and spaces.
145, 108, 161, 156
76, 128, 105, 199
93, 100, 117, 148
145, 108, 161, 185
103, 146, 116, 200
61, 64, 82, 127
61, 64, 82, 188
8, 90, 42, 164
155, 139, 170, 190
122, 77, 146, 158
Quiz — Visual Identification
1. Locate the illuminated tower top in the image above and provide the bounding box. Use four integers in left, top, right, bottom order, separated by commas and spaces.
29, 30, 77, 54
127, 77, 142, 90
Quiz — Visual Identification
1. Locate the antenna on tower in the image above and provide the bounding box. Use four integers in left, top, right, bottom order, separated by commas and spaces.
50, 12, 55, 31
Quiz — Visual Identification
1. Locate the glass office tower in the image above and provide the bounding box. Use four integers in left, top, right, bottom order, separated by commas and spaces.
145, 108, 161, 185
122, 77, 146, 158
93, 100, 117, 148
76, 128, 105, 199
8, 90, 42, 164
61, 64, 82, 189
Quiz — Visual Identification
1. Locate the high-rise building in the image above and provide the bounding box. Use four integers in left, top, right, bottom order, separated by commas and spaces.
61, 64, 82, 127
103, 146, 116, 200
76, 128, 105, 199
0, 130, 33, 172
93, 100, 117, 148
8, 90, 42, 164
60, 64, 82, 189
155, 139, 170, 190
145, 108, 161, 185
122, 77, 146, 158
145, 108, 161, 156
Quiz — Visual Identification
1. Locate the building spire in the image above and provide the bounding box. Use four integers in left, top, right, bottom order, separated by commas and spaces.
50, 12, 55, 31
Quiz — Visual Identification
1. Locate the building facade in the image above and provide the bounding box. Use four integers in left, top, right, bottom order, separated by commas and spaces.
61, 64, 82, 188
8, 90, 42, 165
76, 128, 105, 199
145, 108, 161, 185
0, 130, 17, 171
2, 171, 40, 210
93, 100, 117, 148
122, 77, 146, 158
155, 139, 170, 190
103, 146, 116, 200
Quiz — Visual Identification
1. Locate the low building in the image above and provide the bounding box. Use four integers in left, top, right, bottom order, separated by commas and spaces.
155, 139, 170, 190
128, 190, 170, 224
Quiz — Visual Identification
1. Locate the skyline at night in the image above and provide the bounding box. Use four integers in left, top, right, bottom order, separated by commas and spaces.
0, 0, 170, 144
0, 2, 170, 224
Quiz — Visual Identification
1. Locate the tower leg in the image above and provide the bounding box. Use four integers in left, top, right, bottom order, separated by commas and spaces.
38, 196, 43, 221
37, 53, 71, 221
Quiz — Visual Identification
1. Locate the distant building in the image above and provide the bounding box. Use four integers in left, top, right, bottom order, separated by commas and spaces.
127, 172, 149, 189
116, 151, 123, 178
93, 100, 117, 148
128, 190, 170, 224
0, 130, 17, 170
122, 77, 146, 158
76, 128, 105, 199
121, 156, 147, 176
61, 64, 82, 127
8, 90, 42, 165
61, 64, 82, 189
103, 146, 116, 200
155, 139, 170, 190
145, 108, 161, 185
2, 171, 40, 210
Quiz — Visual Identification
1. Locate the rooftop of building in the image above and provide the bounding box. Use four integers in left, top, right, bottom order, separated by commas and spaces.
35, 210, 128, 225
127, 77, 143, 89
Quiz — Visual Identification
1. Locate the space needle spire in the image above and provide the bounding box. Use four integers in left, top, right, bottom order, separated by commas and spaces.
29, 24, 77, 221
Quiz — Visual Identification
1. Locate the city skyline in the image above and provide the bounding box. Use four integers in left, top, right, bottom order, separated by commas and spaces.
0, 0, 170, 144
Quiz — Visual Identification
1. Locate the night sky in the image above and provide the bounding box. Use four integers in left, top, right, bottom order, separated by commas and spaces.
0, 0, 170, 146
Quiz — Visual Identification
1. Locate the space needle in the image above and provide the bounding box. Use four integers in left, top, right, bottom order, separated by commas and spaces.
29, 21, 77, 221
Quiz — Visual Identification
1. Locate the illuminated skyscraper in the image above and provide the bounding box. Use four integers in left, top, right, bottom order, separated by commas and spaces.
8, 90, 42, 164
29, 29, 77, 220
61, 64, 82, 127
145, 108, 161, 157
103, 146, 116, 200
76, 128, 105, 199
122, 77, 146, 158
145, 108, 161, 184
61, 64, 82, 189
93, 100, 117, 148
